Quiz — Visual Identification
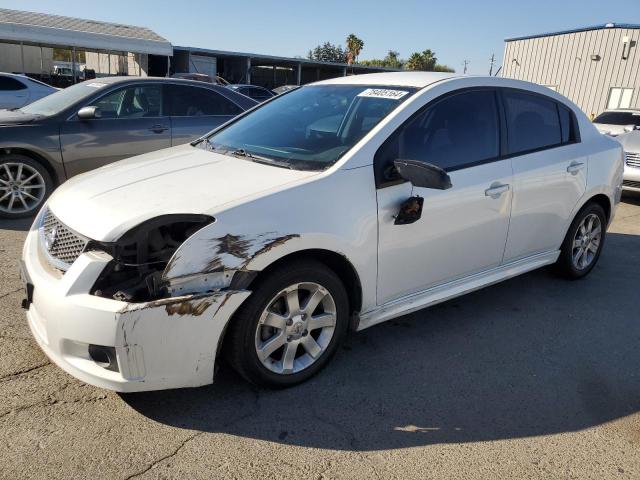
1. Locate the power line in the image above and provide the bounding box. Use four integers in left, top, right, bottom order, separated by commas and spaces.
463, 59, 470, 75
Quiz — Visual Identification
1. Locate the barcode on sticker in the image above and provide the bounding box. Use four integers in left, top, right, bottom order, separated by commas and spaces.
357, 88, 409, 100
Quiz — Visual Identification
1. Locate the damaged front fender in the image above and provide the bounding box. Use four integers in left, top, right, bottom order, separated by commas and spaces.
162, 231, 301, 284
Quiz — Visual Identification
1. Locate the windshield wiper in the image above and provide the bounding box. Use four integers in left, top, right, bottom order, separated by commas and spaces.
230, 148, 293, 169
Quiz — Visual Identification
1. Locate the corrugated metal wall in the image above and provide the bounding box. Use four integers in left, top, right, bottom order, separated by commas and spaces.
501, 27, 640, 116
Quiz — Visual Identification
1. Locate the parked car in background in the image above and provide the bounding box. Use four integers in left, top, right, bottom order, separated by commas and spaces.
616, 131, 640, 192
0, 73, 57, 110
0, 77, 257, 218
593, 109, 640, 136
21, 72, 623, 392
226, 84, 276, 102
273, 85, 299, 95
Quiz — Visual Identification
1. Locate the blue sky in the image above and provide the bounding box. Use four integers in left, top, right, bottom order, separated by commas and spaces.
3, 0, 640, 74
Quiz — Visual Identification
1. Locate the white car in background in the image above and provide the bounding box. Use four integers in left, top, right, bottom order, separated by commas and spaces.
21, 72, 623, 392
593, 109, 640, 136
0, 73, 57, 110
616, 131, 640, 192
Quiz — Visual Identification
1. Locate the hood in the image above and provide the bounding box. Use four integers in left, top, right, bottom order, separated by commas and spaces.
594, 122, 633, 137
616, 130, 640, 152
0, 109, 43, 125
48, 144, 319, 241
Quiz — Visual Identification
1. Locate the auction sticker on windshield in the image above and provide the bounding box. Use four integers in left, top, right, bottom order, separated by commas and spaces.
85, 83, 107, 88
357, 88, 409, 100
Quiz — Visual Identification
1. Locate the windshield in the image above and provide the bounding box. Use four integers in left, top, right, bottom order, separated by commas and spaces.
594, 111, 640, 127
205, 85, 416, 170
21, 81, 108, 116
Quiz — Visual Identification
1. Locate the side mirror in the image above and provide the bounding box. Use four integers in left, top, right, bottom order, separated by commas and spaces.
393, 159, 452, 190
77, 106, 101, 120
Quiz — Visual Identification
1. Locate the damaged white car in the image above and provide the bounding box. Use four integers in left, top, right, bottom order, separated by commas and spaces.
21, 72, 623, 392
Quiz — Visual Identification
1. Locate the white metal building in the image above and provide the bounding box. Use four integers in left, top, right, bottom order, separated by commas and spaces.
501, 23, 640, 117
0, 8, 172, 82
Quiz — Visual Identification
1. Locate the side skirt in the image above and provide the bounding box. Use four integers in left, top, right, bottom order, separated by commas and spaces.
357, 250, 560, 331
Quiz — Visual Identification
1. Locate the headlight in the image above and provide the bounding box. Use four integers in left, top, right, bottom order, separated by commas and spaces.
89, 214, 214, 302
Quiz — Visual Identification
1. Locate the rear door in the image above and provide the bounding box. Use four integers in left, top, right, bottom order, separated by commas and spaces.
60, 83, 170, 177
164, 84, 244, 145
500, 89, 587, 262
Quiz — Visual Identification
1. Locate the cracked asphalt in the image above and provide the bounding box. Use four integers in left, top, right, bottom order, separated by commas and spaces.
1, 196, 640, 479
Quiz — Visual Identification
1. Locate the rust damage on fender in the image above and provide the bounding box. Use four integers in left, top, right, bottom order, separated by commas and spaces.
164, 298, 213, 316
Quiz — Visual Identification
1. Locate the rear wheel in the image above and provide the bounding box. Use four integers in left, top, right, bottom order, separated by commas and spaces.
554, 202, 607, 279
0, 154, 52, 219
225, 259, 349, 387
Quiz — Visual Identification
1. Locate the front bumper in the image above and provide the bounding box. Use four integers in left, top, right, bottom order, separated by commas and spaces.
622, 160, 640, 192
22, 225, 250, 392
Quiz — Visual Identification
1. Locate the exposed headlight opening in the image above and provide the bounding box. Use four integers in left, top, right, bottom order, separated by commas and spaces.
89, 214, 214, 302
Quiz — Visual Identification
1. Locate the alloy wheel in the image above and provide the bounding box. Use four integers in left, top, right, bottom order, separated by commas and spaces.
254, 282, 337, 375
572, 213, 602, 270
0, 162, 46, 215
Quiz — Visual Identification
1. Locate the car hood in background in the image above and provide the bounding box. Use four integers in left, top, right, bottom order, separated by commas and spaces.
616, 130, 640, 152
594, 122, 633, 137
0, 110, 44, 125
47, 144, 319, 241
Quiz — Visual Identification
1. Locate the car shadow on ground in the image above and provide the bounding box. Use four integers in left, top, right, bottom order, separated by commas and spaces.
0, 217, 32, 232
124, 231, 640, 451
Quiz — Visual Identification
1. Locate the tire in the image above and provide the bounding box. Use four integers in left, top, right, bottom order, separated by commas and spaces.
225, 259, 349, 388
0, 154, 53, 219
553, 202, 607, 279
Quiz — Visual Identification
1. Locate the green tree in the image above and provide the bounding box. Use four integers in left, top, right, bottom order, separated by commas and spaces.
404, 49, 453, 72
346, 34, 365, 64
307, 42, 347, 63
359, 50, 404, 69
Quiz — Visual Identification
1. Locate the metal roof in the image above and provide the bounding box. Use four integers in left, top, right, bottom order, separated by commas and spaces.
0, 8, 172, 55
175, 46, 399, 72
505, 22, 640, 42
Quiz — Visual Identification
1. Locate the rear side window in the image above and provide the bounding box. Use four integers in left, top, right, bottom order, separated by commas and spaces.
376, 89, 500, 176
503, 91, 563, 154
166, 85, 242, 116
0, 76, 27, 91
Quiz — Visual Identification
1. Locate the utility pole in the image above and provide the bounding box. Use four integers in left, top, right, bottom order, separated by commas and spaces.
489, 53, 496, 76
463, 59, 470, 75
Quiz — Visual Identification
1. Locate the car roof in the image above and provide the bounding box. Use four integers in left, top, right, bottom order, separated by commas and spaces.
313, 72, 459, 88
228, 84, 267, 89
598, 109, 640, 114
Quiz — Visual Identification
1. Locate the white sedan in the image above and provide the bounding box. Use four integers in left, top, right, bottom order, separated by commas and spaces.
21, 72, 623, 392
0, 72, 57, 110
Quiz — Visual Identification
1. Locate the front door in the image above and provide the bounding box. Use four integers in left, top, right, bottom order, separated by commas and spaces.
376, 89, 513, 305
60, 83, 171, 177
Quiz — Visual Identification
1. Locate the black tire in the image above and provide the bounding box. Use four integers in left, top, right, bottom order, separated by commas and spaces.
553, 202, 607, 279
225, 259, 349, 388
0, 154, 53, 219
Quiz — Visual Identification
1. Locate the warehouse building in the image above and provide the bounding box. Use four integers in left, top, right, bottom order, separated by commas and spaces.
0, 8, 393, 90
501, 23, 640, 117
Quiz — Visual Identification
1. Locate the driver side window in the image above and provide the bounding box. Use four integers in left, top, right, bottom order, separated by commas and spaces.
376, 89, 500, 186
92, 85, 162, 119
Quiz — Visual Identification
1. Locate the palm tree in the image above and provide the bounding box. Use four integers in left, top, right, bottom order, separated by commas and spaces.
404, 52, 425, 71
421, 49, 437, 70
346, 34, 365, 64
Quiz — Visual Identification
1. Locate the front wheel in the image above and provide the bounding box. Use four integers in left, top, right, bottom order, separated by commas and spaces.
225, 259, 349, 388
554, 202, 607, 279
0, 154, 53, 219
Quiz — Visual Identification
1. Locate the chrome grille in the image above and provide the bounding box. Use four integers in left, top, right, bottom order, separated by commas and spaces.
626, 151, 640, 168
39, 208, 89, 271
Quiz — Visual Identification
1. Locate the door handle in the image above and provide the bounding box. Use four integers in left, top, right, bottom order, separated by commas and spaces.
149, 124, 169, 133
567, 161, 585, 175
485, 183, 510, 198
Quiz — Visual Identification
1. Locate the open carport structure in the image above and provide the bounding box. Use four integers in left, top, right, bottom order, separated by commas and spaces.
172, 46, 398, 89
0, 8, 172, 86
